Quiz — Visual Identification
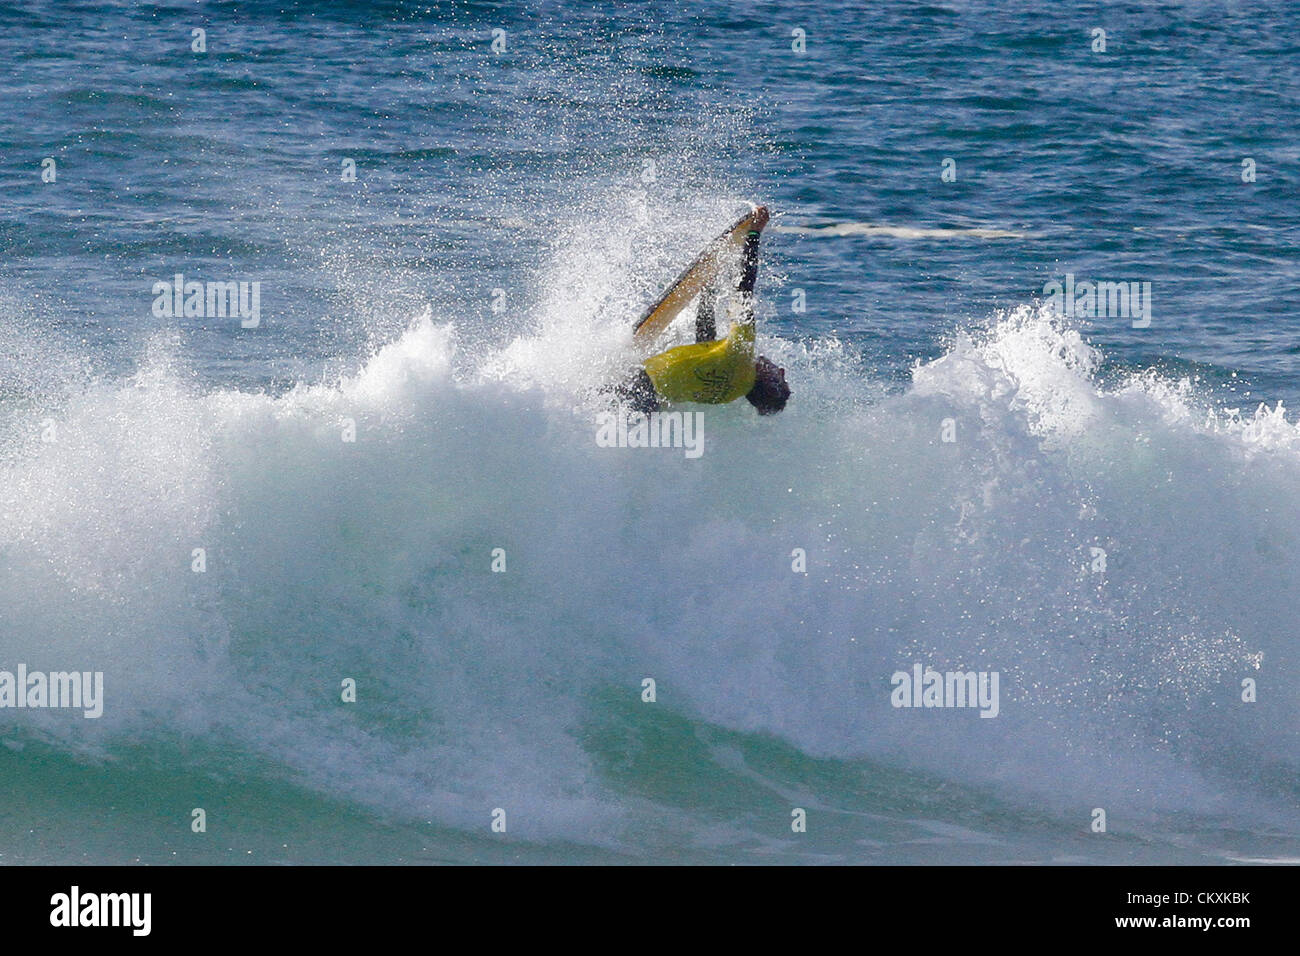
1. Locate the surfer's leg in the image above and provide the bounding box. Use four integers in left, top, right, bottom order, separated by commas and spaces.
695, 285, 717, 342
612, 368, 660, 415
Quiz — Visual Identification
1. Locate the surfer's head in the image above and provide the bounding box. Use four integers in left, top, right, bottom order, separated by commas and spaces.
746, 356, 790, 415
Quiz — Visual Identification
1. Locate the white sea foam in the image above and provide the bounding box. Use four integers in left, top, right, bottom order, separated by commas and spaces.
1, 245, 1296, 849
774, 221, 1036, 240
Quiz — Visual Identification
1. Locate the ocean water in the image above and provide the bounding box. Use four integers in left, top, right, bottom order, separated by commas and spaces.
1, 0, 1298, 864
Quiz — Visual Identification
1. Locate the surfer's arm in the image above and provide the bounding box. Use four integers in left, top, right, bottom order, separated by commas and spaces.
698, 225, 762, 342
729, 229, 762, 330
738, 230, 760, 296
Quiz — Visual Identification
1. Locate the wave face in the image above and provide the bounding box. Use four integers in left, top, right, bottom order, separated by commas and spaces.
3, 283, 1298, 862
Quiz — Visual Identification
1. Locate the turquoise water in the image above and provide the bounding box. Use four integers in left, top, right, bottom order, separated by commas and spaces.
1, 0, 1298, 864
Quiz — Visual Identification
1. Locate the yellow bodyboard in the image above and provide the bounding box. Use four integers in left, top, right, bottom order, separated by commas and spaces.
631, 206, 768, 347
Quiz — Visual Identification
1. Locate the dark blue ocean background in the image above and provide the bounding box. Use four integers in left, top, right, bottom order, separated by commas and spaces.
5, 0, 1299, 399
